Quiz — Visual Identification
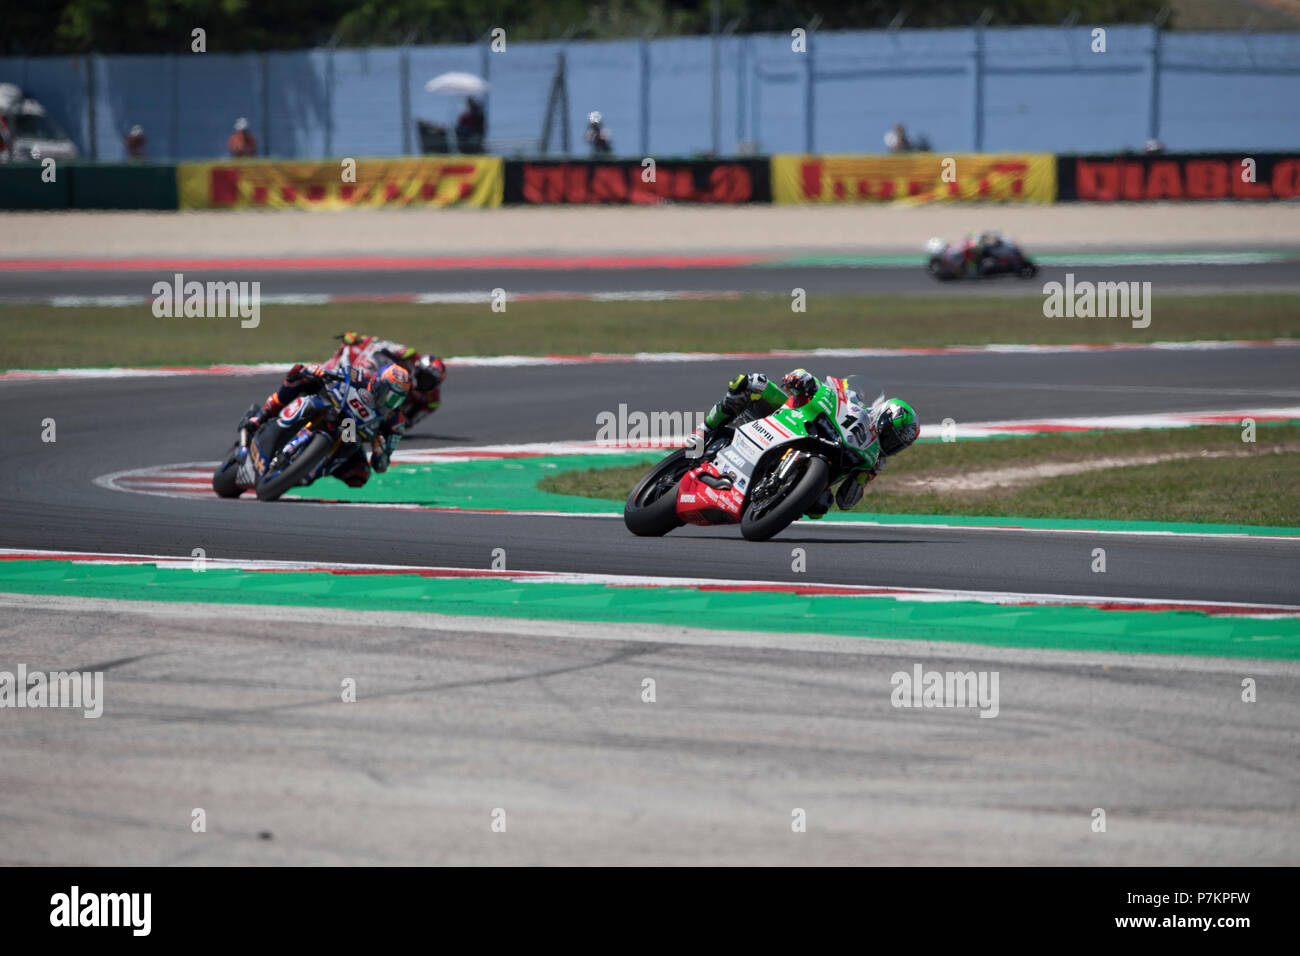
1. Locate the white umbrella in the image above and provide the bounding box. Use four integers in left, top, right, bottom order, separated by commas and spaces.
424, 72, 490, 96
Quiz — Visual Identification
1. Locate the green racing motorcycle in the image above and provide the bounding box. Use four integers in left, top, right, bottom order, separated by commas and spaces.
624, 374, 887, 541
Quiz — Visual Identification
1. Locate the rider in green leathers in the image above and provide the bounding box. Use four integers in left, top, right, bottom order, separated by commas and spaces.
698, 369, 919, 518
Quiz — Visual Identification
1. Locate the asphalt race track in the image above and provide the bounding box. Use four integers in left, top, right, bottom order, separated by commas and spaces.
4, 346, 1300, 603
2, 258, 1299, 302
3, 285, 1299, 864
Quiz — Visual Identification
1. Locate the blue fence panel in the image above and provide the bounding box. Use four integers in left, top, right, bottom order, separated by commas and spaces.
566, 39, 643, 156
266, 49, 329, 158
747, 33, 806, 155
1159, 33, 1300, 152
176, 52, 262, 160
647, 36, 718, 157
982, 26, 1154, 154
482, 41, 566, 152
3, 27, 1297, 161
93, 55, 180, 160
811, 29, 974, 154
330, 48, 403, 159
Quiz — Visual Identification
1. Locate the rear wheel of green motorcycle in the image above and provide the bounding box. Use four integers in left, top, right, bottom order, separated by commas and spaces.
624, 448, 693, 536
740, 455, 829, 542
255, 432, 333, 502
212, 444, 244, 498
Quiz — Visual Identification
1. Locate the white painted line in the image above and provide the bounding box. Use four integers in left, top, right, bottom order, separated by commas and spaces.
5, 339, 1298, 382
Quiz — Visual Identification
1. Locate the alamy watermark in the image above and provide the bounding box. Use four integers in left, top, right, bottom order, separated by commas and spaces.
0, 664, 103, 718
50, 886, 150, 935
1042, 273, 1151, 329
596, 404, 705, 448
890, 664, 999, 718
152, 272, 260, 328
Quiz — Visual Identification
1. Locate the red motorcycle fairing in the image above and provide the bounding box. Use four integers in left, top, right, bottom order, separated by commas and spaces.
676, 463, 745, 525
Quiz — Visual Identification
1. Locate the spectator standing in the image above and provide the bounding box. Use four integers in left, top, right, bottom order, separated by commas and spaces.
124, 124, 146, 159
584, 111, 612, 155
228, 117, 258, 157
884, 122, 912, 153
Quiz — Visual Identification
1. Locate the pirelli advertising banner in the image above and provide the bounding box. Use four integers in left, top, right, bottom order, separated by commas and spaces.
504, 158, 771, 204
178, 157, 503, 209
772, 154, 1056, 204
1057, 153, 1300, 201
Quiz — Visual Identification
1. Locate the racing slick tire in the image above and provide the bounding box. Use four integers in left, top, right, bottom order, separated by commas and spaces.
255, 431, 333, 502
1018, 261, 1039, 279
927, 258, 955, 281
740, 455, 830, 542
624, 448, 693, 536
212, 444, 244, 498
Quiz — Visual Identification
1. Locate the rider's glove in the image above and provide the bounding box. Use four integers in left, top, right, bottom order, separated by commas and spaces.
782, 369, 817, 397
285, 362, 327, 387
720, 391, 748, 415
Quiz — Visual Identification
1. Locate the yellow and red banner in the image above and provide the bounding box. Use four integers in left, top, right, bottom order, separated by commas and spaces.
771, 153, 1056, 204
178, 157, 503, 210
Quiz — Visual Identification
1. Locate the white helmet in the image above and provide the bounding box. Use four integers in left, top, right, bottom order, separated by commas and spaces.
588, 111, 602, 125
234, 117, 249, 131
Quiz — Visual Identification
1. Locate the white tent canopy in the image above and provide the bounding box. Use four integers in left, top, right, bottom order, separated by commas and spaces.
424, 72, 489, 96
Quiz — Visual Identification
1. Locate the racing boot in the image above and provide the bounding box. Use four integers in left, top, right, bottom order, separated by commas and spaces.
805, 488, 833, 520
243, 391, 286, 433
835, 476, 865, 511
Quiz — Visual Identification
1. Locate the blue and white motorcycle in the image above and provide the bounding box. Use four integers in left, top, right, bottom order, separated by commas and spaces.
212, 368, 387, 502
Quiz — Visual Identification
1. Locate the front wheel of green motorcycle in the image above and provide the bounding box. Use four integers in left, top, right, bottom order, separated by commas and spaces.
740, 455, 829, 542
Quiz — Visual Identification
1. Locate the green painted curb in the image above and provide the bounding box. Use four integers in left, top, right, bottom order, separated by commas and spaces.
291, 452, 1300, 537
286, 453, 656, 513
3, 560, 1297, 660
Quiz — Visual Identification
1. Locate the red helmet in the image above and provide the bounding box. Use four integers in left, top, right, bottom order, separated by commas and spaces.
413, 354, 446, 393
371, 363, 411, 411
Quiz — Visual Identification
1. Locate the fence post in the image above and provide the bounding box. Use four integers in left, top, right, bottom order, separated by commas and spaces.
324, 50, 334, 158
170, 53, 180, 160
400, 47, 411, 156
640, 38, 650, 158
560, 50, 570, 155
711, 0, 721, 156
86, 55, 98, 161
261, 52, 271, 157
972, 24, 985, 152
804, 28, 814, 152
480, 38, 490, 152
1148, 25, 1162, 144
736, 35, 746, 146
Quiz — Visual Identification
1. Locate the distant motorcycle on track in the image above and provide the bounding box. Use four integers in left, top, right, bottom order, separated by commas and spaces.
624, 375, 883, 542
926, 231, 1038, 281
